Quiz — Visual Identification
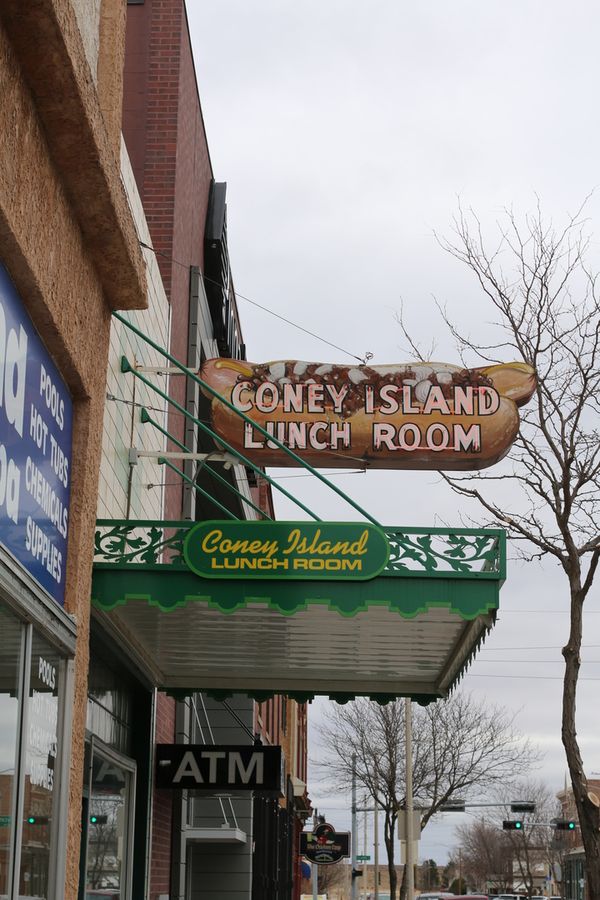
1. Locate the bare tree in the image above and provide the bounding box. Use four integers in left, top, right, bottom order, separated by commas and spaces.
455, 779, 560, 895
317, 693, 536, 900
499, 780, 563, 896
317, 860, 347, 898
455, 819, 514, 893
418, 858, 441, 892
401, 201, 600, 894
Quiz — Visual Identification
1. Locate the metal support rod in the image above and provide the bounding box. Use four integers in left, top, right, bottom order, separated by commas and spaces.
140, 410, 272, 521
121, 362, 322, 520
135, 366, 185, 374
134, 449, 239, 464
405, 697, 415, 900
351, 754, 358, 900
115, 312, 381, 525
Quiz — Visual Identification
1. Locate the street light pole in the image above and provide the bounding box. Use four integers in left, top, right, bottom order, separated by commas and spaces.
312, 807, 318, 900
351, 753, 358, 900
405, 697, 415, 900
374, 773, 379, 900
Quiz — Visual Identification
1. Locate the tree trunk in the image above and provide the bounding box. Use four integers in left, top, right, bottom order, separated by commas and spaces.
562, 579, 600, 897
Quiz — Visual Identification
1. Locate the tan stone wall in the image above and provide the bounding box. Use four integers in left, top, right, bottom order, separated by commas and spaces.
0, 5, 146, 897
0, 0, 147, 312
97, 0, 128, 151
0, 22, 109, 896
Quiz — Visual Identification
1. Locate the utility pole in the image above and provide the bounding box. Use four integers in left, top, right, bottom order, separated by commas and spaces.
374, 776, 379, 900
363, 793, 370, 900
405, 697, 415, 900
351, 753, 358, 900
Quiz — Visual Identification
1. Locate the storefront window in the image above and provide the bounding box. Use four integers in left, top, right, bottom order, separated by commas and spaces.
0, 604, 24, 896
19, 632, 64, 900
87, 657, 133, 756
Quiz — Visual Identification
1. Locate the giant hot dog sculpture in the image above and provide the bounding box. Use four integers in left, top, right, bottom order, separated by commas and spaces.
199, 358, 536, 470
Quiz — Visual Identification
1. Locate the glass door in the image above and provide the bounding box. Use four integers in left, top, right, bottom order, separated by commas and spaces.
80, 739, 136, 900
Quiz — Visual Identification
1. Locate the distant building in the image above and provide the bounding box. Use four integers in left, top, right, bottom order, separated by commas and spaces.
556, 778, 600, 900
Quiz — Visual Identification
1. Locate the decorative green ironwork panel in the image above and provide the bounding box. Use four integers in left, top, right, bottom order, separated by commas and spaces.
95, 520, 188, 568
383, 528, 505, 579
95, 520, 505, 579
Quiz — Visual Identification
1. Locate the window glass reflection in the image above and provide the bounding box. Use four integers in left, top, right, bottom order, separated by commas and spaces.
85, 750, 132, 899
19, 632, 62, 900
0, 604, 23, 896
86, 658, 132, 756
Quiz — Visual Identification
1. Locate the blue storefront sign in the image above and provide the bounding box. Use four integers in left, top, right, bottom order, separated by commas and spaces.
0, 263, 72, 606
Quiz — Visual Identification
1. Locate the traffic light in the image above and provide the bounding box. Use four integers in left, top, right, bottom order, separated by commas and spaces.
502, 820, 523, 830
351, 868, 363, 879
26, 816, 49, 825
555, 820, 576, 830
89, 814, 108, 825
510, 801, 535, 813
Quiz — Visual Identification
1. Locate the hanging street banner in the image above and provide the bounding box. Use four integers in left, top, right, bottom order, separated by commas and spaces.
155, 744, 283, 795
0, 263, 73, 606
300, 822, 351, 865
200, 357, 536, 471
183, 520, 390, 581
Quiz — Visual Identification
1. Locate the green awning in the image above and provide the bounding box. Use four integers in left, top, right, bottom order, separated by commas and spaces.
92, 521, 504, 704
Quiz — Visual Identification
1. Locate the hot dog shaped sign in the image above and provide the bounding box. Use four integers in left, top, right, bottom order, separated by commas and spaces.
200, 358, 536, 470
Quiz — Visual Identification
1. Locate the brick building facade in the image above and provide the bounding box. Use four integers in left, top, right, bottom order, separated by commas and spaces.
0, 1, 309, 896
119, 2, 310, 898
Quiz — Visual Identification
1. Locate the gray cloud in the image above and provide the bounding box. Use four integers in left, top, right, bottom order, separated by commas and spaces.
187, 0, 600, 861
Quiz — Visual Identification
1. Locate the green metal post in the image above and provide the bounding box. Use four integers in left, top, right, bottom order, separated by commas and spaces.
141, 409, 272, 521
120, 361, 322, 521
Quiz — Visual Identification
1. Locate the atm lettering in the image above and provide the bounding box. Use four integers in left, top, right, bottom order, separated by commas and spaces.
172, 751, 203, 783
228, 751, 264, 785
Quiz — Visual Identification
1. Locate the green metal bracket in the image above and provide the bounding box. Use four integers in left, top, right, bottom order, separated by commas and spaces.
140, 408, 272, 521
123, 359, 323, 522
113, 312, 380, 525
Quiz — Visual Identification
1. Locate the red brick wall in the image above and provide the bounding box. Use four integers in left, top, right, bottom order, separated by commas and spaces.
166, 5, 213, 520
123, 0, 214, 520
122, 4, 215, 896
123, 0, 182, 298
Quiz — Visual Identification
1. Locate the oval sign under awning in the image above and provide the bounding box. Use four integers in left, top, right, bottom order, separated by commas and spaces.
183, 520, 390, 581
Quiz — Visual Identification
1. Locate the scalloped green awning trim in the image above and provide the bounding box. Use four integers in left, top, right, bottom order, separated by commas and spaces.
92, 567, 500, 620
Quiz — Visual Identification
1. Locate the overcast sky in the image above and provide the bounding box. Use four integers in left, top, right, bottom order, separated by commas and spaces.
187, 1, 600, 864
